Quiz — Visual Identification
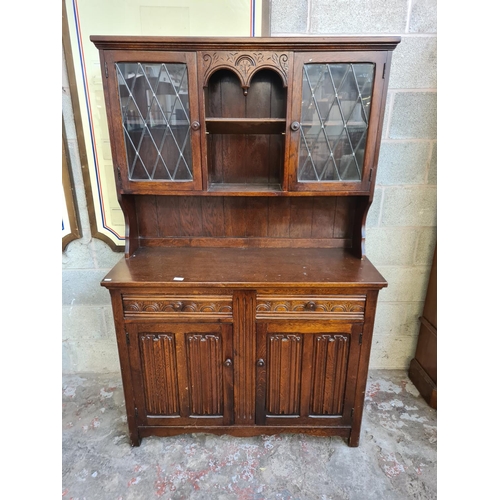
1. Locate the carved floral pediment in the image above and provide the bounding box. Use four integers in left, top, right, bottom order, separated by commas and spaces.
202, 51, 289, 92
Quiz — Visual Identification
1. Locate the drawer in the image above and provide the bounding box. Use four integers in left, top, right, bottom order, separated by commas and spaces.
256, 294, 365, 320
122, 294, 233, 319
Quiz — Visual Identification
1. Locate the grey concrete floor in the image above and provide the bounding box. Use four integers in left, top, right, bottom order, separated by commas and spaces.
62, 370, 437, 499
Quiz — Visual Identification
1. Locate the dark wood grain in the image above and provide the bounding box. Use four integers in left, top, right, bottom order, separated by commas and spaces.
200, 197, 224, 237
205, 68, 285, 187
91, 35, 401, 52
139, 333, 180, 415
256, 321, 360, 427
101, 247, 387, 288
268, 198, 291, 238
138, 195, 353, 244
109, 290, 141, 446
233, 291, 256, 425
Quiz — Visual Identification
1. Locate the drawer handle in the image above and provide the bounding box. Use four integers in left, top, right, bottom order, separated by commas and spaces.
172, 301, 183, 311
224, 358, 232, 367
257, 359, 265, 367
305, 301, 317, 311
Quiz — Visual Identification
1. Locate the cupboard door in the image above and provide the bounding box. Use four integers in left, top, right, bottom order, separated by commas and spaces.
256, 322, 361, 426
103, 51, 202, 193
128, 323, 233, 426
287, 51, 387, 193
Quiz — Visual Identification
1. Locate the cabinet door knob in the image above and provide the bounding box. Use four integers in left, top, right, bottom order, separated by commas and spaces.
257, 359, 265, 367
290, 121, 300, 131
305, 301, 317, 311
191, 121, 201, 131
224, 358, 232, 367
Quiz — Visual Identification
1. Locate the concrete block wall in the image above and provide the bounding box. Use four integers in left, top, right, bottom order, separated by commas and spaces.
62, 0, 436, 374
62, 47, 122, 373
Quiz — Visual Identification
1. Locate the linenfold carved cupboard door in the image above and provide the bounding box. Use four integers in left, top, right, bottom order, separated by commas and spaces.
255, 322, 361, 426
127, 323, 233, 426
102, 50, 202, 192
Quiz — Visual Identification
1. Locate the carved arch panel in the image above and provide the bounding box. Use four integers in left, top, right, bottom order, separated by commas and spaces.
201, 51, 289, 92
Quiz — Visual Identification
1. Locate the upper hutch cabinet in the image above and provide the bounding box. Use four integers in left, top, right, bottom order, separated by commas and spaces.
95, 37, 396, 196
93, 36, 400, 448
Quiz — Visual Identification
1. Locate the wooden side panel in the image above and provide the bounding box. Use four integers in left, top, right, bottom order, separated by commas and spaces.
139, 334, 180, 416
109, 291, 141, 446
266, 334, 303, 415
310, 334, 350, 415
349, 291, 379, 447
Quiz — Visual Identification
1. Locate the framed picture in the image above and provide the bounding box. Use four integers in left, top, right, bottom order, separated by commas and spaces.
63, 0, 270, 250
62, 119, 81, 250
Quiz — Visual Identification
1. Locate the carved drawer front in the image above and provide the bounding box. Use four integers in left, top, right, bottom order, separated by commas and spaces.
256, 295, 365, 320
122, 295, 233, 319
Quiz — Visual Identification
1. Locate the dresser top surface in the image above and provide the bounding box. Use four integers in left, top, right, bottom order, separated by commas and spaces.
101, 247, 387, 289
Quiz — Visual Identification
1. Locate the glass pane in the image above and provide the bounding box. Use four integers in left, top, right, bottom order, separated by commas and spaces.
298, 63, 374, 182
116, 62, 193, 181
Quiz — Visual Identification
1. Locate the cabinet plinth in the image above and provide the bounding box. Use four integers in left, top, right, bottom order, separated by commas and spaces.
94, 35, 399, 446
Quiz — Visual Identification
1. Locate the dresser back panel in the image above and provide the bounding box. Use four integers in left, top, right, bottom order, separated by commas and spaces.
134, 195, 355, 248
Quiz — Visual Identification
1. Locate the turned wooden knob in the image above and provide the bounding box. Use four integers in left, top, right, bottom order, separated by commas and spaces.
257, 359, 265, 367
290, 121, 300, 131
191, 121, 201, 131
305, 301, 316, 311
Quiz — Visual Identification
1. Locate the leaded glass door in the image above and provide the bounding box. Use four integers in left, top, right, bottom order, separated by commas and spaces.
104, 51, 202, 192
288, 52, 387, 192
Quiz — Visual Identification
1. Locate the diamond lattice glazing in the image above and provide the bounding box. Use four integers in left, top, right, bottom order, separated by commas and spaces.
298, 63, 375, 182
116, 62, 193, 181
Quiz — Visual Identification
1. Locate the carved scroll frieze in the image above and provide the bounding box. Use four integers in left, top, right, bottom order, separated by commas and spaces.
123, 295, 232, 317
256, 295, 365, 320
202, 51, 289, 91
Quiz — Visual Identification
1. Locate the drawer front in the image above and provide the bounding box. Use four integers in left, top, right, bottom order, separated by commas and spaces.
122, 295, 233, 319
256, 295, 365, 320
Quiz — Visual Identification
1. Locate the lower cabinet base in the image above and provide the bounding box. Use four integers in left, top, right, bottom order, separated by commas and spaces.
131, 425, 359, 447
104, 276, 385, 449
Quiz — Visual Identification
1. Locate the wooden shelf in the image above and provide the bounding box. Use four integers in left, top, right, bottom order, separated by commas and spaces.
208, 182, 283, 194
205, 118, 286, 135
